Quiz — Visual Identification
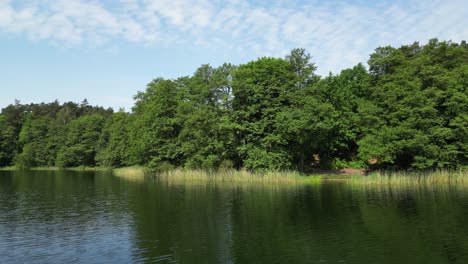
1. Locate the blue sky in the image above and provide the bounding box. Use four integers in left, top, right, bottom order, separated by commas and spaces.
1, 0, 467, 110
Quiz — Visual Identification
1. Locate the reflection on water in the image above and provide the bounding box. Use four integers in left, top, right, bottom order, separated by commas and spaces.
1, 170, 468, 263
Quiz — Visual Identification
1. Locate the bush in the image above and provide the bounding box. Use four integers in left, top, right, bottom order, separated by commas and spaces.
149, 160, 175, 173
243, 147, 291, 171
218, 159, 234, 171
56, 146, 82, 168
333, 158, 368, 170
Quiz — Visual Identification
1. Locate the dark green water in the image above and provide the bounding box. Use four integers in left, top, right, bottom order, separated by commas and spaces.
1, 170, 468, 263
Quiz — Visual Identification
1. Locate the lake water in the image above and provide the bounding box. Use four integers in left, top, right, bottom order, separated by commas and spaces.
1, 170, 468, 263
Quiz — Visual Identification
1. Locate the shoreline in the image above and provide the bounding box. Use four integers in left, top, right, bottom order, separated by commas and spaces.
0, 166, 112, 171
1, 166, 467, 187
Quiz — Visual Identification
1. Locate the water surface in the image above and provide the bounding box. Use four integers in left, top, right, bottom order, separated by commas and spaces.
1, 170, 468, 263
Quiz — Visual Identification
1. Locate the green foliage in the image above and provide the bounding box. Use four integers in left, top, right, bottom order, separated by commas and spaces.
333, 159, 368, 170
232, 57, 296, 170
358, 39, 468, 169
149, 161, 175, 173
242, 147, 291, 171
0, 101, 26, 166
2, 39, 467, 171
130, 78, 183, 166
56, 114, 106, 167
178, 64, 236, 169
96, 111, 131, 167
15, 144, 36, 170
18, 116, 52, 166
0, 115, 17, 166
218, 159, 234, 171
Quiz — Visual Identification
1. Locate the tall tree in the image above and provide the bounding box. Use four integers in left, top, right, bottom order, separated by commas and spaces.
359, 39, 468, 169
56, 114, 106, 167
130, 78, 183, 169
0, 115, 17, 166
96, 111, 132, 167
232, 57, 296, 170
177, 65, 235, 169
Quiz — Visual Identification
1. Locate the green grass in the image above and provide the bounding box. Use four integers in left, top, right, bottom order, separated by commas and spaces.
348, 169, 468, 187
1, 166, 323, 186
3, 165, 466, 189
113, 166, 149, 181
113, 167, 323, 186
155, 169, 323, 187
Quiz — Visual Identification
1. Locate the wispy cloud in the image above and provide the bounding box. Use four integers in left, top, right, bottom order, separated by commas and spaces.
1, 0, 466, 74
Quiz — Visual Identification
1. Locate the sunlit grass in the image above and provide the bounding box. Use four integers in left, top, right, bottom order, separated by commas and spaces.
4, 165, 466, 189
111, 167, 468, 188
113, 166, 149, 182
348, 169, 468, 187
113, 167, 322, 186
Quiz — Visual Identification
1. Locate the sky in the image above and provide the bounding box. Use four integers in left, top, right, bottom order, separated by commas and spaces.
1, 0, 467, 111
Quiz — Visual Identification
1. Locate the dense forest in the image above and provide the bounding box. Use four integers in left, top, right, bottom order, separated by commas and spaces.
1, 39, 467, 171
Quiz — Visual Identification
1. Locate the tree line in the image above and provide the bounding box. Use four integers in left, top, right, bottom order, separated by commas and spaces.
1, 39, 467, 171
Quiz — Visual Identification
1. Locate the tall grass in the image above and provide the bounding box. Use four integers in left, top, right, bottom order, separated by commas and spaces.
113, 166, 149, 182
112, 167, 468, 188
349, 169, 468, 187
113, 167, 322, 186
5, 165, 465, 189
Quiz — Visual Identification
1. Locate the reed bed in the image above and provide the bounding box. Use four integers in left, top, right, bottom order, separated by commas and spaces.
6, 165, 466, 189
349, 169, 468, 187
113, 166, 150, 182
114, 167, 322, 186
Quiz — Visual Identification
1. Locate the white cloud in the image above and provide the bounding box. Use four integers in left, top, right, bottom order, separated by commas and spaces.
0, 0, 466, 74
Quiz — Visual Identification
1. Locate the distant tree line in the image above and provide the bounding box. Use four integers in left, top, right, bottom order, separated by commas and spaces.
1, 39, 467, 171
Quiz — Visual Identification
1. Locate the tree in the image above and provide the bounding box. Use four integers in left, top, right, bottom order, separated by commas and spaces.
0, 115, 17, 166
1, 40, 466, 171
130, 78, 183, 169
56, 114, 106, 167
96, 111, 132, 167
358, 39, 468, 169
0, 100, 27, 165
177, 65, 235, 169
232, 57, 296, 170
17, 115, 52, 166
